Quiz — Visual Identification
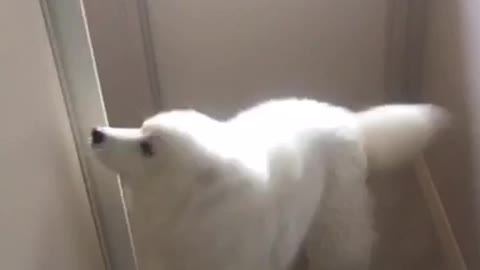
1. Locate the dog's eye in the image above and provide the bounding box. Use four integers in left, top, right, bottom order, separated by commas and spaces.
139, 140, 154, 158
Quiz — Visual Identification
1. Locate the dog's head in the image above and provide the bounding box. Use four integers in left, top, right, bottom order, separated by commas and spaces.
90, 110, 224, 191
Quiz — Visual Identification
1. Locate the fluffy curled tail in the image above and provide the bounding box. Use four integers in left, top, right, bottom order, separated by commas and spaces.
357, 104, 450, 170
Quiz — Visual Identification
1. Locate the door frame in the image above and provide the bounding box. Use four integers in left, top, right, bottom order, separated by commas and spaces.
39, 0, 155, 269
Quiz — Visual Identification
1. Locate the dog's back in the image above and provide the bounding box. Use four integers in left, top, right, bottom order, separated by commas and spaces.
227, 98, 448, 270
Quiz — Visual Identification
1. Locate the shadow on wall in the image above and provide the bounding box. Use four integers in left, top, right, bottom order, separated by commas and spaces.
421, 0, 480, 269
368, 166, 446, 270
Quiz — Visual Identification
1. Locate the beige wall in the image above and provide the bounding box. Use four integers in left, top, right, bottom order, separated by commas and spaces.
145, 1, 446, 269
146, 0, 388, 117
0, 1, 105, 269
422, 0, 480, 268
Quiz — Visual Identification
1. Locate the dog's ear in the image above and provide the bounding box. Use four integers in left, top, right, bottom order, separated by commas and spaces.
357, 104, 450, 170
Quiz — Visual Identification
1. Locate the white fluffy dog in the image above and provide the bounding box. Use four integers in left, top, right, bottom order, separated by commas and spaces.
90, 98, 448, 270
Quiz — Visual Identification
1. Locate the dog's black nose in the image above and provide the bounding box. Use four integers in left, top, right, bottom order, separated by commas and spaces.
91, 127, 105, 145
